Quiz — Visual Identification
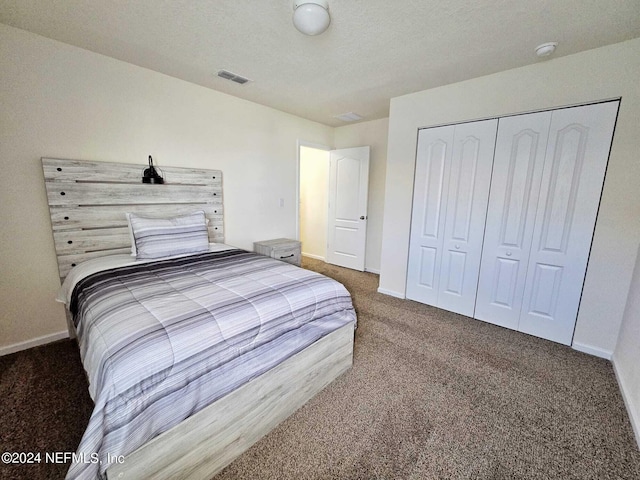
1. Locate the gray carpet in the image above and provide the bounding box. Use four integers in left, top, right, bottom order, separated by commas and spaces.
0, 340, 92, 479
215, 257, 640, 479
1, 257, 639, 479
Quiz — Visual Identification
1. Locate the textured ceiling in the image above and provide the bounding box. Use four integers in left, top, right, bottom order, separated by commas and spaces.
1, 0, 639, 127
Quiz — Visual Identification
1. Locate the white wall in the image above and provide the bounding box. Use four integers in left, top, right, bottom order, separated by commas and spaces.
0, 24, 334, 351
379, 38, 640, 356
614, 243, 640, 447
299, 146, 329, 259
335, 118, 389, 274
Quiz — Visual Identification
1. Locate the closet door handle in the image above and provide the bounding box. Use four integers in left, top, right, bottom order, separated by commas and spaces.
506, 251, 512, 257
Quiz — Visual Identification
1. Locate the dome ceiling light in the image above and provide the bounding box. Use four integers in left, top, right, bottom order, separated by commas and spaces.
293, 0, 331, 36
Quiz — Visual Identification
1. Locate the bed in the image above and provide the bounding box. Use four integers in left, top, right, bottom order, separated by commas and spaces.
42, 158, 356, 480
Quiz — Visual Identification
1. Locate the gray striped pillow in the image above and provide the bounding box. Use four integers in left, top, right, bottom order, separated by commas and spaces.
128, 211, 209, 260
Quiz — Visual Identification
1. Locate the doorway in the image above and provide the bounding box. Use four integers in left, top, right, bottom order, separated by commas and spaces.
298, 144, 330, 261
297, 142, 371, 271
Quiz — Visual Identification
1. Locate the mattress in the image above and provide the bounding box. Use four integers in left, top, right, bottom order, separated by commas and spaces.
62, 248, 356, 479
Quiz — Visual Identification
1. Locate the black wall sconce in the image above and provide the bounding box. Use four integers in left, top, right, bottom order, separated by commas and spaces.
142, 155, 164, 184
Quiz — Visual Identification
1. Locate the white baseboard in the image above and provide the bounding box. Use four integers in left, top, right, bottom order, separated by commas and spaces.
377, 287, 405, 299
571, 341, 613, 360
0, 330, 69, 357
612, 355, 640, 449
301, 252, 325, 261
301, 254, 380, 275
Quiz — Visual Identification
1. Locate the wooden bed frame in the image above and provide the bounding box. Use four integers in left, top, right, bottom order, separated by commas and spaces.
42, 158, 354, 479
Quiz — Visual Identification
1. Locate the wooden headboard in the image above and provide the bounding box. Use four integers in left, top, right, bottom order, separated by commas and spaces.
42, 158, 224, 280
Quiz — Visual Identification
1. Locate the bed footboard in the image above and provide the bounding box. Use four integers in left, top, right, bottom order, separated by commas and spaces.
106, 323, 354, 479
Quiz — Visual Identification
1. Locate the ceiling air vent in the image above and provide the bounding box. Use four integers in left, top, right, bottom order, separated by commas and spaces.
334, 112, 363, 122
217, 70, 251, 85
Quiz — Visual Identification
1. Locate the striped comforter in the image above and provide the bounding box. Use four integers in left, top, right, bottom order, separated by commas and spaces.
66, 249, 356, 479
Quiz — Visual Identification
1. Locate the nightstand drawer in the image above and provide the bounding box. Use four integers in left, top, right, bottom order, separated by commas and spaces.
272, 247, 301, 266
254, 238, 302, 267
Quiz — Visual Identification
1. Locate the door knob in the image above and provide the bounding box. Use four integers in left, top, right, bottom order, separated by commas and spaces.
360, 215, 367, 220
506, 251, 512, 257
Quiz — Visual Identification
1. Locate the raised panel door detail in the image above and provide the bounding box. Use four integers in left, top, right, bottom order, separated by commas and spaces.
519, 101, 619, 345
527, 263, 563, 319
333, 156, 360, 261
422, 141, 447, 239
475, 111, 552, 330
438, 119, 498, 317
406, 126, 455, 305
418, 247, 437, 288
444, 250, 467, 295
450, 136, 480, 242
335, 157, 361, 221
490, 257, 520, 308
539, 125, 588, 253
500, 130, 540, 248
326, 147, 370, 271
333, 226, 358, 257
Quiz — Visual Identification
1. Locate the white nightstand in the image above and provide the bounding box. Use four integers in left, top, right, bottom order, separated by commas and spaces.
254, 238, 302, 267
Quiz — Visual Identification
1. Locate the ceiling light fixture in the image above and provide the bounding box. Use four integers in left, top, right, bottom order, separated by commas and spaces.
293, 0, 331, 36
535, 42, 558, 58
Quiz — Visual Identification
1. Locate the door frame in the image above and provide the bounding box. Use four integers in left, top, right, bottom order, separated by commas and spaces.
296, 140, 332, 244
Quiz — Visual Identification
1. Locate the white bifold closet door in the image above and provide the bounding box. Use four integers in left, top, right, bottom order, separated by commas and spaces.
474, 111, 552, 329
406, 119, 497, 316
475, 102, 619, 345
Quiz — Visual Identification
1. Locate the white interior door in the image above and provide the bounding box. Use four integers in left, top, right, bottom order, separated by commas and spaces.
406, 125, 455, 306
437, 119, 498, 316
475, 111, 552, 329
326, 147, 370, 271
518, 102, 619, 345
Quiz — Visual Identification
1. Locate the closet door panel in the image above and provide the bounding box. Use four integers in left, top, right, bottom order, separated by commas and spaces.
475, 111, 551, 328
406, 126, 454, 305
519, 102, 619, 345
438, 119, 498, 316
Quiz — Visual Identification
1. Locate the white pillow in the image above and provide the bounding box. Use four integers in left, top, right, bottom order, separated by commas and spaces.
127, 213, 210, 256
128, 211, 210, 260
